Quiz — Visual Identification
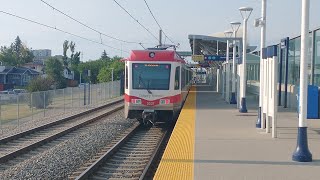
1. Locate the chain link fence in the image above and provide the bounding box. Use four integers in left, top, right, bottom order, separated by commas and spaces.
0, 81, 121, 136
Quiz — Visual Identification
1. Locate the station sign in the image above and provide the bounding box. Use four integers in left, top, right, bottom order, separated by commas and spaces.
192, 55, 204, 62
204, 55, 232, 61
177, 51, 192, 57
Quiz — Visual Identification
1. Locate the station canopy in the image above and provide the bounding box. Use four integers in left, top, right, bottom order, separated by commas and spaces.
188, 28, 256, 68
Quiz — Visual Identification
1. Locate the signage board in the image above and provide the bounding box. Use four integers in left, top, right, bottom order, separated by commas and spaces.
192, 55, 204, 62
204, 55, 233, 61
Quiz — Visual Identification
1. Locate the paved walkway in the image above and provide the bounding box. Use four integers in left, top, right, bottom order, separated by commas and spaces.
155, 84, 320, 180
195, 85, 320, 180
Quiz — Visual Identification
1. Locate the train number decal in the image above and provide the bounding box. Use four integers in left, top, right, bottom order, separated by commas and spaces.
146, 101, 155, 106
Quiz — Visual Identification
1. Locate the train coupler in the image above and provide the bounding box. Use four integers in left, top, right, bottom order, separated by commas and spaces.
142, 110, 157, 126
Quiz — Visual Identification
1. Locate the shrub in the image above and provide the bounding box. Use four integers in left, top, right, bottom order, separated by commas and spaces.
27, 76, 54, 92
27, 77, 54, 108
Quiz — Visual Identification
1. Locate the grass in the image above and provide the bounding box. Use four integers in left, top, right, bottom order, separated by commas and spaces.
0, 103, 42, 123
0, 91, 116, 123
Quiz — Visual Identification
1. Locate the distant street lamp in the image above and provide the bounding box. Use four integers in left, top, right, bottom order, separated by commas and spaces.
230, 21, 241, 104
239, 7, 253, 113
224, 30, 233, 103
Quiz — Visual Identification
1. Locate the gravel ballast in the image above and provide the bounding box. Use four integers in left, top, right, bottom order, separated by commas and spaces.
1, 110, 135, 180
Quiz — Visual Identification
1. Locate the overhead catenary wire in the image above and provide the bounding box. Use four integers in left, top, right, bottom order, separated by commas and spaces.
40, 0, 148, 45
142, 0, 175, 45
113, 0, 159, 42
0, 10, 128, 53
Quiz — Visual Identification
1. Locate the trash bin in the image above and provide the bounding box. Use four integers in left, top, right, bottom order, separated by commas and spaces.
297, 85, 319, 119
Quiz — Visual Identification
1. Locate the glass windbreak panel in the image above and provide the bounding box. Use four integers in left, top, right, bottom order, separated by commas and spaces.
288, 39, 295, 85
308, 32, 313, 84
281, 48, 286, 84
294, 37, 301, 86
132, 63, 171, 90
288, 37, 301, 86
314, 29, 320, 86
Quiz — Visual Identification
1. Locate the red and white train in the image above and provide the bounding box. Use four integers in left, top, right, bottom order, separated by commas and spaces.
124, 49, 193, 125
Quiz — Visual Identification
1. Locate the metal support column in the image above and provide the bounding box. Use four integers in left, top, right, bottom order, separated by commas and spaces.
292, 0, 312, 162
257, 0, 267, 128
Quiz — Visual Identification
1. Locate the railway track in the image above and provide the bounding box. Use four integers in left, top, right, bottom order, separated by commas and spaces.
0, 99, 124, 172
70, 123, 169, 180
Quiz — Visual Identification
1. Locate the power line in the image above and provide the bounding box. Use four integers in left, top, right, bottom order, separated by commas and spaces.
0, 10, 128, 53
113, 0, 159, 42
40, 0, 146, 45
142, 0, 175, 44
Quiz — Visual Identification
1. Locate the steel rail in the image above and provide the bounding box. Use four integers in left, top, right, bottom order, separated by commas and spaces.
75, 125, 168, 180
0, 100, 123, 164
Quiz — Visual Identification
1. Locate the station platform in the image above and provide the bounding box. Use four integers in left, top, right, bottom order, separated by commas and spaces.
154, 85, 320, 180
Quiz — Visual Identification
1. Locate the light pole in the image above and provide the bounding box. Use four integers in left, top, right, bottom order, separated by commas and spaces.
254, 0, 267, 128
224, 31, 233, 103
292, 0, 312, 162
239, 7, 253, 113
230, 22, 241, 104
108, 68, 114, 97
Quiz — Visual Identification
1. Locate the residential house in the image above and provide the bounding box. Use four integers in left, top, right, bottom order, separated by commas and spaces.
22, 61, 45, 74
63, 67, 74, 80
0, 66, 40, 88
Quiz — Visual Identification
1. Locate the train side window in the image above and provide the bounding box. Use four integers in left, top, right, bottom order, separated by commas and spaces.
125, 66, 128, 89
174, 66, 180, 90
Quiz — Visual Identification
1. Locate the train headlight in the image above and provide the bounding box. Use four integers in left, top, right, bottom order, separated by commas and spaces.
149, 52, 155, 58
160, 99, 170, 105
132, 99, 142, 104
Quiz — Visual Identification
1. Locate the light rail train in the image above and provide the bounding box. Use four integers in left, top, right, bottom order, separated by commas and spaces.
124, 48, 192, 125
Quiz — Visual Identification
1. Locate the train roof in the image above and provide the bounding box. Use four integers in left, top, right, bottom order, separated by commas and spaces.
127, 50, 185, 63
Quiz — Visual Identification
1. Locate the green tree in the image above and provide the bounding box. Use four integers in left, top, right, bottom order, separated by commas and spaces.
70, 51, 80, 66
97, 67, 111, 82
0, 36, 34, 66
97, 58, 124, 83
62, 40, 69, 67
0, 46, 15, 65
109, 59, 124, 80
69, 41, 75, 55
12, 36, 22, 55
62, 40, 82, 82
77, 55, 123, 84
45, 57, 66, 89
101, 50, 110, 60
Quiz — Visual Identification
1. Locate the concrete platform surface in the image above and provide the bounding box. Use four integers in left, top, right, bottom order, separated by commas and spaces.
194, 85, 320, 180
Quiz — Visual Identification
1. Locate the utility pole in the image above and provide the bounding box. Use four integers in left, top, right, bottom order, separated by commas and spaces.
159, 29, 162, 47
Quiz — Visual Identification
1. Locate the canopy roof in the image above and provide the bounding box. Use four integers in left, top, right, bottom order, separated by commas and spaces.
188, 31, 257, 67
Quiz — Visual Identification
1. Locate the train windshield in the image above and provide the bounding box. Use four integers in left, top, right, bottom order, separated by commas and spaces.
132, 63, 171, 90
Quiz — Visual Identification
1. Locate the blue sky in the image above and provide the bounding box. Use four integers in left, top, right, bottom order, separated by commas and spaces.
0, 0, 320, 61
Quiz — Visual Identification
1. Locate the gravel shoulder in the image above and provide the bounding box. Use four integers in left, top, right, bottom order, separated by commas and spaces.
1, 110, 135, 180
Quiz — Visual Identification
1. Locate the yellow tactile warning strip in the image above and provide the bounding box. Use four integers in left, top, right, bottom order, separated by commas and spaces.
154, 87, 196, 180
